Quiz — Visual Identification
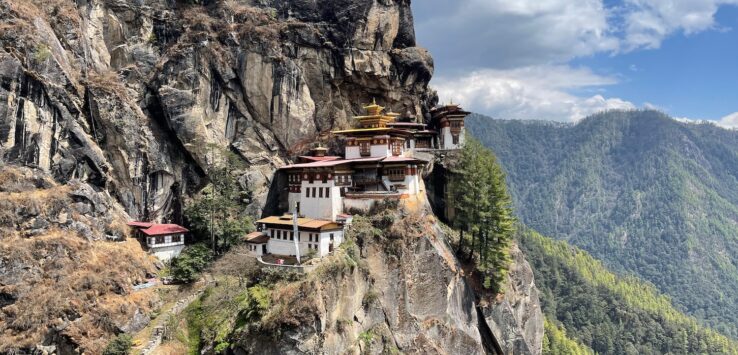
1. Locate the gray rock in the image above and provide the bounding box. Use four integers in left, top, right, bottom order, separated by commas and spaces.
483, 244, 544, 355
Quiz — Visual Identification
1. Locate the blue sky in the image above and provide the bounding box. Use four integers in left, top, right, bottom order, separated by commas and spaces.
412, 0, 738, 124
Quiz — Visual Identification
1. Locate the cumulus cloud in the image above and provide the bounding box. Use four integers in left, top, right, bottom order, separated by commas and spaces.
717, 112, 738, 128
413, 0, 738, 121
433, 66, 636, 122
414, 0, 618, 69
622, 0, 738, 50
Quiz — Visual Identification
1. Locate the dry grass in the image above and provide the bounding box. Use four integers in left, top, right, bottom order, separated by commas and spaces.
261, 280, 318, 330
0, 232, 158, 353
86, 70, 128, 97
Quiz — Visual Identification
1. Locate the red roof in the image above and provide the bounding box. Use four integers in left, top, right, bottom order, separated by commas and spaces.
127, 221, 154, 228
282, 156, 422, 170
140, 224, 189, 236
382, 156, 420, 163
282, 157, 384, 169
299, 156, 342, 162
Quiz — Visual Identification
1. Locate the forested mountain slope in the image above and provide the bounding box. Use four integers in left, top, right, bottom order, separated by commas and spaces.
467, 110, 738, 338
520, 229, 738, 354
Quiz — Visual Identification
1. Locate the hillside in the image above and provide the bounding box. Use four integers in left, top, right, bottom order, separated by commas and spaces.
0, 166, 159, 353
467, 110, 738, 337
520, 229, 738, 354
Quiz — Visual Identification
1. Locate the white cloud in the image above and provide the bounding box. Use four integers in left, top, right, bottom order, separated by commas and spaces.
717, 112, 738, 128
414, 0, 738, 121
433, 65, 636, 122
622, 0, 738, 50
415, 0, 619, 69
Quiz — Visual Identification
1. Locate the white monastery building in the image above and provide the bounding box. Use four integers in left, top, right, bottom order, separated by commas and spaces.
247, 100, 469, 260
127, 222, 188, 261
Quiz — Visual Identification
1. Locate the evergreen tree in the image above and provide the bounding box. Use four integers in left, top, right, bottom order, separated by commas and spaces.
450, 138, 516, 292
185, 147, 254, 254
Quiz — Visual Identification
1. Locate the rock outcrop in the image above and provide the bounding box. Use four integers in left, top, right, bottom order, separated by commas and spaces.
0, 0, 435, 223
214, 207, 492, 355
482, 243, 545, 355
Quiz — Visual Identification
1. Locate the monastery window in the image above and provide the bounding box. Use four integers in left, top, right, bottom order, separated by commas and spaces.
306, 188, 310, 198
322, 174, 328, 183
172, 235, 181, 243
290, 231, 294, 241
326, 188, 330, 198
359, 141, 371, 156
271, 230, 275, 238
155, 236, 165, 244
330, 233, 334, 241
452, 135, 460, 145
312, 187, 317, 198
392, 141, 402, 156
386, 168, 405, 181
319, 187, 323, 198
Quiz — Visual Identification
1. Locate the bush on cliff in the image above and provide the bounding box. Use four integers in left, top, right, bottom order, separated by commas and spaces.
170, 244, 214, 283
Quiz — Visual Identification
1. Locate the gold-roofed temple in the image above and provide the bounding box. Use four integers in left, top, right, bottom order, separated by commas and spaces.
245, 98, 470, 261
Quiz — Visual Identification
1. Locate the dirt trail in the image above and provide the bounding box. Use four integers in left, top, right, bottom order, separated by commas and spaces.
131, 275, 213, 354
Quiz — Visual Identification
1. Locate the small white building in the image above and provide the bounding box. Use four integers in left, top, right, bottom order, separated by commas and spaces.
244, 231, 269, 256
127, 222, 188, 262
251, 215, 345, 258
430, 104, 469, 150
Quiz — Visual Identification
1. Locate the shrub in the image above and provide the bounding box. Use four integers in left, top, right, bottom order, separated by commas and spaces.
362, 289, 379, 307
33, 44, 52, 62
102, 334, 132, 355
170, 244, 214, 283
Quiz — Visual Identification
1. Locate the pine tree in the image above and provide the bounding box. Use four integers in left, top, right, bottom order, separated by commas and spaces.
450, 138, 516, 292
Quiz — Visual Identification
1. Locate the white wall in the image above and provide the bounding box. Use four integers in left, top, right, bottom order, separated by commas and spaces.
152, 244, 185, 262
370, 143, 391, 158
345, 146, 360, 159
146, 234, 185, 249
344, 197, 376, 212
288, 192, 301, 213
246, 243, 265, 257
265, 228, 343, 258
441, 128, 465, 150
299, 180, 343, 221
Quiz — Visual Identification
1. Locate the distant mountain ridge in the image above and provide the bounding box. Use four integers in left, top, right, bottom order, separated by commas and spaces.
467, 110, 738, 338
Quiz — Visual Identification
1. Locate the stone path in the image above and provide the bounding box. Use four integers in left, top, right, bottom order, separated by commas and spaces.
133, 276, 212, 355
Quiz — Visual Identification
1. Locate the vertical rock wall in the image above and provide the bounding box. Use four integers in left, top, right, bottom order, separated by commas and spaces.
0, 0, 435, 222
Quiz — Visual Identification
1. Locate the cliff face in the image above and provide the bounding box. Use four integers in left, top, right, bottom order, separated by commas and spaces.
231, 210, 489, 355
482, 243, 544, 355
0, 1, 544, 354
0, 0, 435, 222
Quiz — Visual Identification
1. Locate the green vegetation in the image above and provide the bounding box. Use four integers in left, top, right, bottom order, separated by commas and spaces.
33, 44, 52, 62
542, 317, 593, 355
185, 148, 253, 254
520, 229, 738, 354
449, 138, 516, 292
468, 110, 738, 337
102, 334, 132, 355
170, 244, 214, 283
